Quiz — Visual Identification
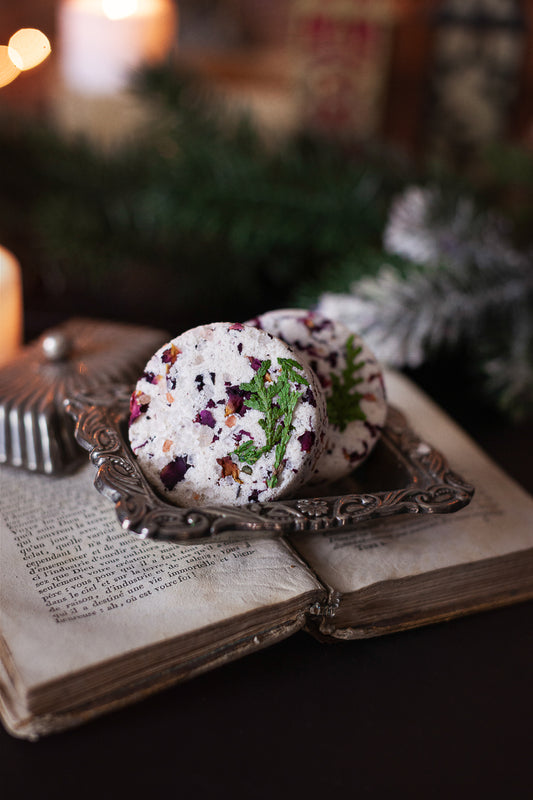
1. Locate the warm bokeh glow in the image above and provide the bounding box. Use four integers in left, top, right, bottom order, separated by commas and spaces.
0, 45, 21, 87
102, 0, 138, 20
0, 246, 23, 367
8, 28, 51, 71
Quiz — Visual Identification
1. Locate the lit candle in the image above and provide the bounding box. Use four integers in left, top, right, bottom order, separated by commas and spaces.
58, 0, 177, 95
0, 246, 23, 367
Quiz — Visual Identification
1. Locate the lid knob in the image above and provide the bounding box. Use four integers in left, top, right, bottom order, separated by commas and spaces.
41, 332, 72, 362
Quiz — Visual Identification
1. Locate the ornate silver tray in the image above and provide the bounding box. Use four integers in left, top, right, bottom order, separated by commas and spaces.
65, 385, 474, 543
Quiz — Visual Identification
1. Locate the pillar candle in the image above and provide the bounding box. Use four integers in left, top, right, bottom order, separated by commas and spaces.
58, 0, 177, 95
0, 245, 23, 367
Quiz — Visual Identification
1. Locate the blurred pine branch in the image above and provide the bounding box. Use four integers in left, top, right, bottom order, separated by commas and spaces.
0, 65, 531, 417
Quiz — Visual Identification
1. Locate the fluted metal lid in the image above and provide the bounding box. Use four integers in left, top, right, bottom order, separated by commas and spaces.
0, 317, 168, 475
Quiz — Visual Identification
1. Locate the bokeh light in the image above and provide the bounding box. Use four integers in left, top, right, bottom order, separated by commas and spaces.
8, 28, 51, 71
102, 0, 138, 21
0, 45, 21, 87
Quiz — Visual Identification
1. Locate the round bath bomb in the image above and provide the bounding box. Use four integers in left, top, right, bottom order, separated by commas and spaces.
246, 309, 387, 484
128, 322, 327, 506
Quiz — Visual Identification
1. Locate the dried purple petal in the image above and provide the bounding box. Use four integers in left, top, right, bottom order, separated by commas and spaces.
129, 394, 142, 425
129, 391, 150, 425
298, 430, 315, 452
233, 429, 252, 444
225, 386, 249, 417
247, 356, 262, 372
248, 488, 260, 502
160, 456, 191, 490
302, 386, 317, 407
237, 342, 243, 354
194, 409, 216, 428
299, 312, 334, 333
195, 374, 205, 391
229, 322, 245, 331
142, 371, 158, 384
206, 398, 216, 408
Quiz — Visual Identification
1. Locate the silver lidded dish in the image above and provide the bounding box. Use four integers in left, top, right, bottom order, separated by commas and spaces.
0, 318, 168, 475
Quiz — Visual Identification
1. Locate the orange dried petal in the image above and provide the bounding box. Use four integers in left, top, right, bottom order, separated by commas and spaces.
216, 455, 243, 484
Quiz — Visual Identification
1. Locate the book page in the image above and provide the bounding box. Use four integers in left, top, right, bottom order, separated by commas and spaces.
0, 463, 322, 696
291, 370, 533, 595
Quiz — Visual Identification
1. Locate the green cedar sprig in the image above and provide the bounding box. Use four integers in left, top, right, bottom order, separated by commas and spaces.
232, 357, 309, 488
326, 335, 367, 432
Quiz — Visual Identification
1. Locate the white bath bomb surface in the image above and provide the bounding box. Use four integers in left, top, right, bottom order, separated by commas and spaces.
128, 322, 327, 506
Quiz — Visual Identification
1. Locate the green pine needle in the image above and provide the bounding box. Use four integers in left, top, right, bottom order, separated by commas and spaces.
326, 335, 367, 432
231, 357, 309, 488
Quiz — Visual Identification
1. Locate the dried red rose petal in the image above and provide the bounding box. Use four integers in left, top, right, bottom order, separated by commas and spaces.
298, 430, 315, 452
247, 356, 262, 372
160, 456, 191, 490
129, 391, 150, 425
225, 386, 249, 417
162, 343, 181, 368
142, 370, 158, 384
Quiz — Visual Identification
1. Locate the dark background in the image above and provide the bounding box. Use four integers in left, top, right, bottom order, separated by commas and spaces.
2, 599, 532, 800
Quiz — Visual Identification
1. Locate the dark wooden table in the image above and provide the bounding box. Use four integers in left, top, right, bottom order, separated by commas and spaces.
2, 351, 532, 800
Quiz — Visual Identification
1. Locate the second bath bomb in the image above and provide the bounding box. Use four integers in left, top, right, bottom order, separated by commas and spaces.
246, 309, 387, 484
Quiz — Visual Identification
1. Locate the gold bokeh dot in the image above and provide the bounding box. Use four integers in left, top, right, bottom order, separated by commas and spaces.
8, 28, 51, 71
0, 45, 21, 87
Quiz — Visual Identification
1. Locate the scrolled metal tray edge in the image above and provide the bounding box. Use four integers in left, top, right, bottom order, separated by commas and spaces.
65, 385, 475, 543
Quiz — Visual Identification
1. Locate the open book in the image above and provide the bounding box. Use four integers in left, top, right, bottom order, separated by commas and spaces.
1, 371, 532, 740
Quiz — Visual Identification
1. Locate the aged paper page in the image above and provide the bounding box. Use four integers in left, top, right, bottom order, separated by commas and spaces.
291, 370, 533, 595
0, 463, 322, 702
